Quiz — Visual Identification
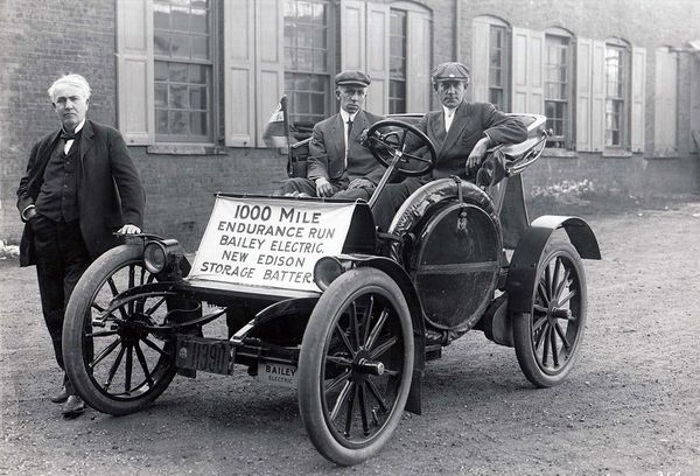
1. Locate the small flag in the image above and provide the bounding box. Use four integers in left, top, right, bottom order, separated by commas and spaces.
263, 95, 289, 148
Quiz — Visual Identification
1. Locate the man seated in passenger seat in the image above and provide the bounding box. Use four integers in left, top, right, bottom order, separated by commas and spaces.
277, 70, 385, 200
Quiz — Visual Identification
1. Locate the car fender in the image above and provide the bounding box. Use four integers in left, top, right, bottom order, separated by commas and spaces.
506, 215, 601, 315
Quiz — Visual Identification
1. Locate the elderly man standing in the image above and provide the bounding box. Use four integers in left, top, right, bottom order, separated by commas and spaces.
16, 74, 145, 418
371, 62, 528, 230
278, 70, 385, 200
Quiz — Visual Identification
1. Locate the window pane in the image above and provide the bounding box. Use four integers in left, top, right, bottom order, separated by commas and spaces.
284, 0, 331, 125
154, 0, 213, 142
545, 34, 571, 148
604, 43, 629, 147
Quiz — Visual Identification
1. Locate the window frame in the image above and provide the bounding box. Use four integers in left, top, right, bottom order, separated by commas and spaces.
152, 0, 218, 144
604, 38, 631, 149
544, 28, 575, 150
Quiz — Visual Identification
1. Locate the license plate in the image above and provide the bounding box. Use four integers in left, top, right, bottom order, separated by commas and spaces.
176, 335, 234, 375
258, 362, 297, 389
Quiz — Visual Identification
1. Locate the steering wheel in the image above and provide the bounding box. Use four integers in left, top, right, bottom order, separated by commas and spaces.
364, 119, 437, 177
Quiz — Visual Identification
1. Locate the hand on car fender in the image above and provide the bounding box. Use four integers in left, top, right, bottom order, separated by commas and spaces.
116, 224, 141, 235
465, 137, 491, 175
315, 177, 334, 197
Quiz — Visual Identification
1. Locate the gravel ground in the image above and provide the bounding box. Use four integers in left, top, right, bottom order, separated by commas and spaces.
1, 200, 699, 476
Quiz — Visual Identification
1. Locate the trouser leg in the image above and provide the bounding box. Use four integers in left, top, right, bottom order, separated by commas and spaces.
32, 217, 91, 394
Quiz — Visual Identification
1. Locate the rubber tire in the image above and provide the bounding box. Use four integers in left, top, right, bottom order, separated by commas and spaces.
512, 240, 587, 387
63, 245, 177, 415
298, 268, 414, 466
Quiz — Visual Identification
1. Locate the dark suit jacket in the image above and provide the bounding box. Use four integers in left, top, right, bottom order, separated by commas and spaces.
16, 120, 145, 267
307, 110, 385, 187
418, 101, 528, 179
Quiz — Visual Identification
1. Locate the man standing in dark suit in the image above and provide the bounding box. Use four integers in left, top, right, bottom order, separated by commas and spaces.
278, 70, 385, 200
16, 74, 145, 418
371, 62, 528, 230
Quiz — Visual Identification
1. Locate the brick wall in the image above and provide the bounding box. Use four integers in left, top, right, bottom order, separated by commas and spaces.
1, 0, 699, 251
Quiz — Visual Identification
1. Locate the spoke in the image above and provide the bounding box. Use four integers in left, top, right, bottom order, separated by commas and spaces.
134, 342, 154, 389
541, 325, 551, 366
146, 273, 156, 284
350, 302, 361, 349
365, 308, 389, 349
326, 355, 353, 367
330, 380, 354, 421
532, 314, 548, 332
104, 344, 127, 390
144, 296, 168, 317
553, 264, 569, 300
550, 327, 560, 368
344, 382, 359, 437
537, 280, 550, 307
359, 383, 370, 436
89, 337, 122, 370
141, 337, 171, 359
86, 330, 119, 338
553, 321, 571, 350
366, 377, 389, 413
362, 296, 375, 344
127, 266, 136, 316
552, 257, 563, 296
370, 336, 398, 360
107, 277, 120, 297
334, 323, 355, 356
557, 288, 577, 309
125, 345, 134, 393
325, 369, 351, 393
91, 302, 106, 313
543, 266, 552, 302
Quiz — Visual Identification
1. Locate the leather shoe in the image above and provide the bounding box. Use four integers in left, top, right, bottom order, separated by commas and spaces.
62, 395, 86, 418
51, 386, 69, 404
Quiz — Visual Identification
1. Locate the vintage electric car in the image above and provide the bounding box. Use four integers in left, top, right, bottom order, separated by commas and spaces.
62, 113, 600, 466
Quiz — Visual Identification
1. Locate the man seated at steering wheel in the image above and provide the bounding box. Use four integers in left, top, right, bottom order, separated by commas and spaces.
371, 62, 528, 231
277, 70, 385, 200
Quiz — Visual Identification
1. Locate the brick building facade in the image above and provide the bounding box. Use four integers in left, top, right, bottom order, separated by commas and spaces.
1, 0, 698, 251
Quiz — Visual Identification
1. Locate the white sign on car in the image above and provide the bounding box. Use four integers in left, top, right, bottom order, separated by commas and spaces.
189, 196, 357, 292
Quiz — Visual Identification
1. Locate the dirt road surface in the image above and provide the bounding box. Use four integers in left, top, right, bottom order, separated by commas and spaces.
1, 201, 699, 476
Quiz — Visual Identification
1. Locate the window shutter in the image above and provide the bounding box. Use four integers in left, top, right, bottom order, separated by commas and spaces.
512, 27, 544, 114
631, 46, 649, 153
366, 3, 389, 115
406, 9, 431, 112
256, 0, 285, 147
224, 0, 255, 147
341, 0, 367, 73
116, 0, 154, 145
590, 40, 606, 151
653, 47, 675, 154
470, 17, 490, 102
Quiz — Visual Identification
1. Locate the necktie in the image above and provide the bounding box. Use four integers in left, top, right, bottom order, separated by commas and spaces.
61, 129, 78, 140
344, 119, 353, 167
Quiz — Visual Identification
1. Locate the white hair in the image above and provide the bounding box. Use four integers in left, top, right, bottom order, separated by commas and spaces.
47, 73, 91, 101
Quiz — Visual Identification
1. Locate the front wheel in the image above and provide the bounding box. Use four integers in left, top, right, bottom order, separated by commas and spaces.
298, 268, 414, 466
512, 241, 588, 387
63, 245, 178, 415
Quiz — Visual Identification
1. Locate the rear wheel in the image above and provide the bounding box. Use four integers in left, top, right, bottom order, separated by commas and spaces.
298, 268, 414, 466
63, 245, 178, 415
512, 241, 587, 387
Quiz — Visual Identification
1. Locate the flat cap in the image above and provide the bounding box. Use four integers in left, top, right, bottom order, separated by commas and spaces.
335, 70, 371, 87
431, 62, 471, 83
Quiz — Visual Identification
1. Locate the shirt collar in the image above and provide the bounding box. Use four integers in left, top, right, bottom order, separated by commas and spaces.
340, 110, 357, 123
442, 105, 457, 117
63, 119, 86, 136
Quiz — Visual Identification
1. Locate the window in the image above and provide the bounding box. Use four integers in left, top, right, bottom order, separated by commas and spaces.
488, 25, 508, 111
153, 0, 214, 143
604, 40, 630, 148
545, 31, 574, 149
471, 16, 511, 109
284, 0, 332, 126
389, 9, 407, 114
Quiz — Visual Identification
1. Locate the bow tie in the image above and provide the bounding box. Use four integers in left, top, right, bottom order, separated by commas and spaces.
60, 129, 79, 140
